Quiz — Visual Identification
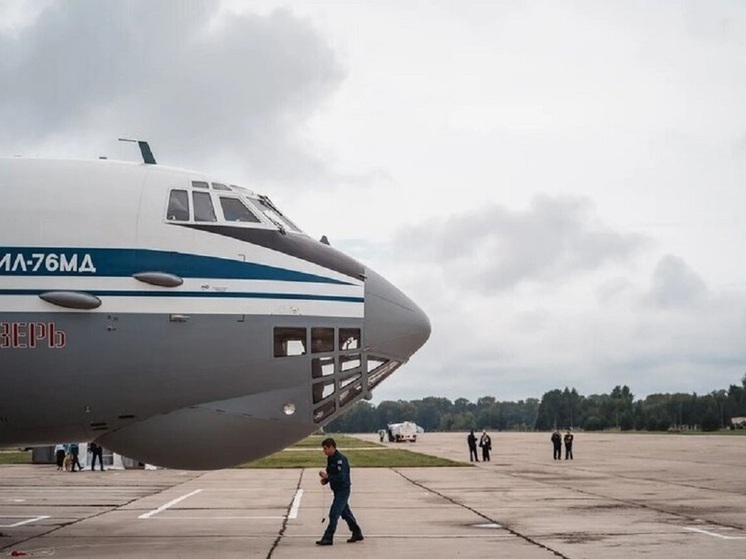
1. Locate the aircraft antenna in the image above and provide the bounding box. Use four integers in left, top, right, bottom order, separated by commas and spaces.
118, 138, 157, 165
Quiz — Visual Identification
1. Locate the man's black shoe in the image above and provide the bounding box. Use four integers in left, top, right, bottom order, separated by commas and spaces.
315, 539, 333, 546
347, 534, 364, 543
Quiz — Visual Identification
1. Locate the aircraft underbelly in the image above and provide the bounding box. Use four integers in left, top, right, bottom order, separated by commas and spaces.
0, 311, 353, 447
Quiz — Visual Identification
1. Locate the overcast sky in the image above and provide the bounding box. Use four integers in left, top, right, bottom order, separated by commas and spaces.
2, 0, 745, 403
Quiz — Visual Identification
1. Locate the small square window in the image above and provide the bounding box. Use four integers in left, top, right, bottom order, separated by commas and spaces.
312, 357, 334, 378
273, 327, 307, 357
339, 328, 361, 351
340, 355, 361, 372
312, 379, 335, 404
311, 328, 335, 353
313, 400, 336, 423
340, 371, 361, 389
339, 384, 363, 407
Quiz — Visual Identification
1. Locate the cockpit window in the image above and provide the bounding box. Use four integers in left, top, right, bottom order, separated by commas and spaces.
193, 191, 217, 222
167, 190, 190, 221
220, 197, 260, 223
164, 181, 305, 232
254, 196, 301, 232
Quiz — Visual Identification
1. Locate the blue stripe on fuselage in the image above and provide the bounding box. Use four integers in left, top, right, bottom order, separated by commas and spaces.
0, 289, 364, 303
0, 247, 353, 285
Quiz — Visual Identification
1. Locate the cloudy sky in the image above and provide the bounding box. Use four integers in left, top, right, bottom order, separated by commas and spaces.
2, 0, 745, 402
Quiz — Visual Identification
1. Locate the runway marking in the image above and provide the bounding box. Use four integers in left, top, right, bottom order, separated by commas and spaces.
138, 488, 302, 521
138, 489, 203, 519
282, 534, 510, 539
147, 515, 286, 520
288, 489, 303, 519
684, 527, 746, 540
0, 515, 50, 527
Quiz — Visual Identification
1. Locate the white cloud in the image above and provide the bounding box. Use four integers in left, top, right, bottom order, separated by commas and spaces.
645, 255, 708, 309
390, 195, 646, 294
0, 0, 343, 187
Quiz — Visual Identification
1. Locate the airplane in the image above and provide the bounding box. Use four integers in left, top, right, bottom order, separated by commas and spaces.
0, 141, 431, 469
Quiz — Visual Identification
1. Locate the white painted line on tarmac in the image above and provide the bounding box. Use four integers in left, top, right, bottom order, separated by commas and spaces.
289, 489, 303, 519
0, 515, 50, 527
196, 488, 278, 491
139, 489, 203, 519
147, 515, 286, 520
282, 534, 509, 539
684, 527, 746, 540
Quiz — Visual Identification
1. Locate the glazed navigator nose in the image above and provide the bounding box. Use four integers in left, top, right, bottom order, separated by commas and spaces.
363, 268, 431, 361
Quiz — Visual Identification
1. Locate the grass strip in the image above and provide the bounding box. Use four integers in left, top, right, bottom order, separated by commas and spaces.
289, 434, 380, 448
0, 451, 32, 465
238, 447, 466, 469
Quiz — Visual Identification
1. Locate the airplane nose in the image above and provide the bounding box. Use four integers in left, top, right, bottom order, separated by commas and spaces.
364, 268, 431, 361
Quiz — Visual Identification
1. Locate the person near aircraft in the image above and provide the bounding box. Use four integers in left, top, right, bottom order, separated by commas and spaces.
54, 444, 66, 471
63, 450, 73, 471
467, 429, 479, 462
89, 442, 105, 471
69, 442, 83, 472
479, 430, 492, 462
564, 429, 574, 460
551, 429, 562, 460
316, 438, 364, 546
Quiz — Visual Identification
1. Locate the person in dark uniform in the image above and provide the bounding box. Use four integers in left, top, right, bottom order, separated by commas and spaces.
551, 429, 562, 460
564, 429, 574, 460
89, 442, 105, 471
69, 442, 83, 472
316, 438, 364, 546
467, 429, 479, 462
479, 430, 492, 462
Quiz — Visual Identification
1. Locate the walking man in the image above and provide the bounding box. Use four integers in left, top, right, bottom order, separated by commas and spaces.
316, 438, 364, 546
69, 442, 83, 472
89, 442, 105, 471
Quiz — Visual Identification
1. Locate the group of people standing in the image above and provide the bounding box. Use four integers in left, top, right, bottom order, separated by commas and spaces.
465, 428, 576, 463
466, 429, 492, 462
54, 442, 105, 471
551, 428, 574, 460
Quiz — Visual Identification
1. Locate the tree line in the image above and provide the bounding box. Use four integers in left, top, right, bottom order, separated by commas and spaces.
325, 375, 746, 433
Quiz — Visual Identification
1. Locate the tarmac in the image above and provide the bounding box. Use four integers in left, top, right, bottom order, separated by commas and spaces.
1, 431, 745, 558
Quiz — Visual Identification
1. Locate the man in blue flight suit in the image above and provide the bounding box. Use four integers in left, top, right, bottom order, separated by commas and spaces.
316, 437, 364, 546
